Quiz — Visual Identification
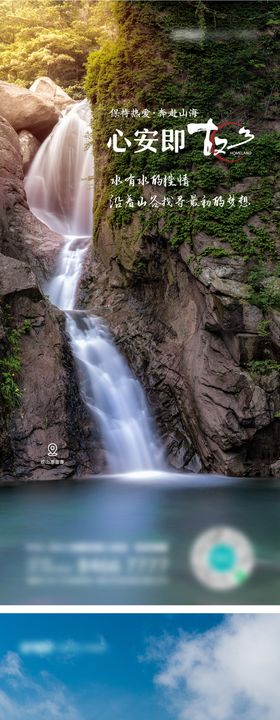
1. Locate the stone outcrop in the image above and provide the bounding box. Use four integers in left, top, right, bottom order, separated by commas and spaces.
0, 114, 95, 482
82, 223, 280, 477
18, 130, 40, 173
0, 253, 77, 480
0, 114, 61, 279
30, 77, 74, 112
0, 81, 59, 140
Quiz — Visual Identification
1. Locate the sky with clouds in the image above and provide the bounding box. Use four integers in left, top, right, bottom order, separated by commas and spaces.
0, 614, 279, 720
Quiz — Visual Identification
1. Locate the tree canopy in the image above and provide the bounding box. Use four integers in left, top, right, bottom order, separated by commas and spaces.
0, 0, 116, 97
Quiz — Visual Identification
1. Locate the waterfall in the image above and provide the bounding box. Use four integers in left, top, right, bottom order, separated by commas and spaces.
25, 99, 163, 473
67, 312, 163, 472
25, 100, 93, 237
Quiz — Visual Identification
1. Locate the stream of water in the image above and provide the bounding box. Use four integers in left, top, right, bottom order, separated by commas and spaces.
25, 100, 163, 472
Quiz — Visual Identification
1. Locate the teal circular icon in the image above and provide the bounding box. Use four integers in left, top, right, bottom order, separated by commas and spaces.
208, 543, 236, 573
190, 526, 255, 590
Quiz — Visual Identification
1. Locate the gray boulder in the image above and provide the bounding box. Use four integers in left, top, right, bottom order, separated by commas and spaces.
0, 80, 59, 140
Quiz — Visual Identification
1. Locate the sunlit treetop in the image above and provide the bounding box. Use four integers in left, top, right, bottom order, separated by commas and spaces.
0, 0, 116, 97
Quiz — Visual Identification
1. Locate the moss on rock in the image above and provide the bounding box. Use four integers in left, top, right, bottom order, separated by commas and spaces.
85, 0, 280, 289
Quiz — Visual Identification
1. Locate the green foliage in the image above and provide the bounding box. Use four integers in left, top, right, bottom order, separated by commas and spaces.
0, 0, 115, 93
199, 246, 232, 259
250, 287, 280, 310
248, 265, 268, 288
248, 265, 280, 310
1, 373, 21, 408
257, 320, 270, 337
193, 165, 225, 191
85, 0, 280, 275
248, 359, 280, 376
161, 209, 194, 247
195, 0, 208, 44
0, 314, 31, 412
190, 181, 277, 261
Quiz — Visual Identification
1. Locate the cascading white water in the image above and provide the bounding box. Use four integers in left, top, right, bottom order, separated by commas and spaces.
25, 99, 163, 472
25, 100, 93, 310
25, 100, 93, 237
67, 312, 163, 472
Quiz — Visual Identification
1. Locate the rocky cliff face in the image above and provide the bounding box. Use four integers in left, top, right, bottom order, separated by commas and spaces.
84, 229, 280, 476
82, 229, 280, 477
0, 114, 95, 481
85, 0, 280, 476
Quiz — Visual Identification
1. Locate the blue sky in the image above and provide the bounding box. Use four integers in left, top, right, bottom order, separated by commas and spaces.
0, 614, 221, 720
0, 614, 278, 720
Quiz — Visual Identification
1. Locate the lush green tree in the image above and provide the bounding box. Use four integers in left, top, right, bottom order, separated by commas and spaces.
0, 0, 115, 96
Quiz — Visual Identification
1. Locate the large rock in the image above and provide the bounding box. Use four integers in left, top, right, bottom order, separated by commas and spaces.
0, 253, 75, 480
0, 253, 38, 296
81, 224, 280, 478
0, 115, 97, 481
0, 114, 61, 278
0, 81, 59, 140
30, 77, 74, 112
18, 130, 40, 173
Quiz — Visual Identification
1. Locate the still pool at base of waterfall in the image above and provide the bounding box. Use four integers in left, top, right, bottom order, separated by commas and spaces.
0, 475, 279, 605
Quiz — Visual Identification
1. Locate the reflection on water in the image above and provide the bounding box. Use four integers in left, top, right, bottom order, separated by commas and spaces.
0, 473, 279, 604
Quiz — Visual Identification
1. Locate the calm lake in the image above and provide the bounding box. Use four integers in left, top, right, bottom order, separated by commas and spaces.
0, 473, 279, 605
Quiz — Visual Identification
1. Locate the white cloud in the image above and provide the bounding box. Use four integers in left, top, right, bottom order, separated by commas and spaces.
147, 615, 280, 720
0, 652, 22, 679
0, 690, 15, 715
0, 652, 82, 720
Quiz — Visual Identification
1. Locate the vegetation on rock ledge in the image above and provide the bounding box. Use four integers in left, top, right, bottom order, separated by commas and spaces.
85, 0, 280, 306
0, 311, 31, 411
